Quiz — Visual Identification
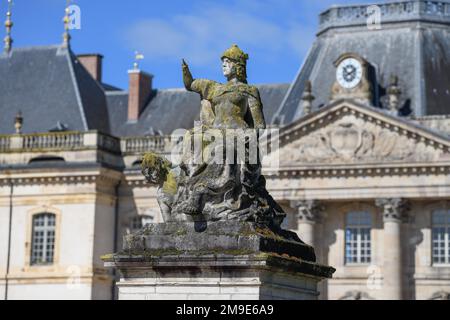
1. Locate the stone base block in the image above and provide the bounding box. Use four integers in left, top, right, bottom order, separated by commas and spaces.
103, 221, 335, 300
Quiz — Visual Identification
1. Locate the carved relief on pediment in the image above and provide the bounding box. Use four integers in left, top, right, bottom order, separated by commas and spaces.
280, 115, 443, 165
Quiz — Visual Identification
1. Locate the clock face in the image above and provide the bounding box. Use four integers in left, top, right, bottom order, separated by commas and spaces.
336, 58, 363, 89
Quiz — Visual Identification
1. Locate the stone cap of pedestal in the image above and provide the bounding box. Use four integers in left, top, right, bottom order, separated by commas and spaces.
101, 221, 335, 280
103, 252, 335, 280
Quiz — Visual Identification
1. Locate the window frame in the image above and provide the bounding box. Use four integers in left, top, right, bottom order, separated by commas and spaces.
25, 207, 61, 269
30, 213, 56, 266
431, 208, 450, 267
344, 210, 373, 266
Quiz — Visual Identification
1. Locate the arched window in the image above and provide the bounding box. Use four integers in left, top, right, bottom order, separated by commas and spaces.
31, 213, 56, 265
432, 209, 450, 265
345, 211, 372, 264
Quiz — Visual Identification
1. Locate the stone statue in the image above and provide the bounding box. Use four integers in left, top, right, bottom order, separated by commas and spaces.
142, 44, 286, 229
181, 45, 265, 130
141, 152, 187, 223
106, 45, 335, 299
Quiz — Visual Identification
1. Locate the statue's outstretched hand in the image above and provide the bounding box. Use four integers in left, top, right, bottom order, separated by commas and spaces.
182, 59, 194, 90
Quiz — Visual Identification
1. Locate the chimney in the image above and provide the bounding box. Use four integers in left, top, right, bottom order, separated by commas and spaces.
77, 54, 103, 82
128, 69, 153, 122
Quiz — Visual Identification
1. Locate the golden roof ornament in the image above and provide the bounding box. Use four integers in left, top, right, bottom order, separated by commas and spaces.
221, 44, 249, 66
62, 0, 71, 48
4, 0, 13, 53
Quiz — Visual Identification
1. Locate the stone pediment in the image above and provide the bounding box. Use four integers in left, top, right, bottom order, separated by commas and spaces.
271, 100, 450, 167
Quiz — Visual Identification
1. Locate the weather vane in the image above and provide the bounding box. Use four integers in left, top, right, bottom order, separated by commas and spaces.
134, 51, 144, 70
4, 0, 13, 53
62, 0, 71, 47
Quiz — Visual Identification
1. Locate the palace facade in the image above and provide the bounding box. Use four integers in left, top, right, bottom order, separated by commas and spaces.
1, 0, 450, 300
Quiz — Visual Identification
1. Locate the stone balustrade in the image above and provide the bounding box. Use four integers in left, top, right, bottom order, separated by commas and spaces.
21, 132, 84, 150
121, 136, 172, 154
0, 131, 172, 155
0, 135, 11, 151
319, 0, 450, 34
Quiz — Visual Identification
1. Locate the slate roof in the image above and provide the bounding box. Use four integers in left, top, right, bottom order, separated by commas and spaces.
0, 44, 288, 137
3, 1, 450, 137
106, 84, 290, 137
109, 89, 201, 137
0, 45, 110, 134
272, 0, 450, 126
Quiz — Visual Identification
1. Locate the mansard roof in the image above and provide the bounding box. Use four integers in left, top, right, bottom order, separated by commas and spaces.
0, 44, 289, 137
273, 0, 450, 126
0, 45, 110, 134
106, 83, 290, 137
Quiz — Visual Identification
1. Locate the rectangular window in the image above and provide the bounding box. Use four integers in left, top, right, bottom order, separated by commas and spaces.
432, 209, 450, 265
345, 211, 372, 264
31, 213, 56, 265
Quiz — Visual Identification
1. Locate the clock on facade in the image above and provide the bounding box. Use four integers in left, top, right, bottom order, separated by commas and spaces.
336, 57, 363, 89
331, 53, 372, 104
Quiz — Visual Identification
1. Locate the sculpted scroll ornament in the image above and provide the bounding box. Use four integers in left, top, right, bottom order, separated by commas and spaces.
291, 200, 324, 223
375, 198, 411, 222
282, 116, 442, 164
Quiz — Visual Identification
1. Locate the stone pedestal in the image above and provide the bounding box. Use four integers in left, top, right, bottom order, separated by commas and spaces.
102, 221, 335, 300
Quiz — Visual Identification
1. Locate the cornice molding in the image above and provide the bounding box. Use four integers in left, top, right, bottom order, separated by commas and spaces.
264, 163, 450, 179
123, 177, 149, 187
0, 172, 120, 186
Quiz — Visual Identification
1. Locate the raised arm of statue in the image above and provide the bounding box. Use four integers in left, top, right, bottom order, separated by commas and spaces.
182, 59, 194, 91
182, 59, 217, 100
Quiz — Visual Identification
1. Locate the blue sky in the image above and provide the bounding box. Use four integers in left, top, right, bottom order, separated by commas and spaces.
1, 0, 377, 89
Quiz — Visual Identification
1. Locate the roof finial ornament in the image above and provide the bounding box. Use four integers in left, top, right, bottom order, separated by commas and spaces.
14, 111, 23, 134
387, 75, 402, 116
62, 0, 71, 48
133, 51, 144, 70
301, 80, 315, 115
4, 0, 13, 53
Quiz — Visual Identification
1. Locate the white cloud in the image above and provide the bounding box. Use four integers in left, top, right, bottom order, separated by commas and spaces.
124, 0, 374, 68
124, 1, 318, 67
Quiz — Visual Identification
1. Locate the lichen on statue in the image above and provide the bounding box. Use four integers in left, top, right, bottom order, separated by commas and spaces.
141, 152, 187, 223
142, 44, 285, 229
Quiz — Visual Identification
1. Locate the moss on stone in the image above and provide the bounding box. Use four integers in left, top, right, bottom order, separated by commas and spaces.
162, 171, 178, 195
192, 248, 254, 257
114, 247, 255, 260
254, 227, 285, 241
141, 152, 171, 172
100, 253, 115, 261
175, 228, 188, 236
